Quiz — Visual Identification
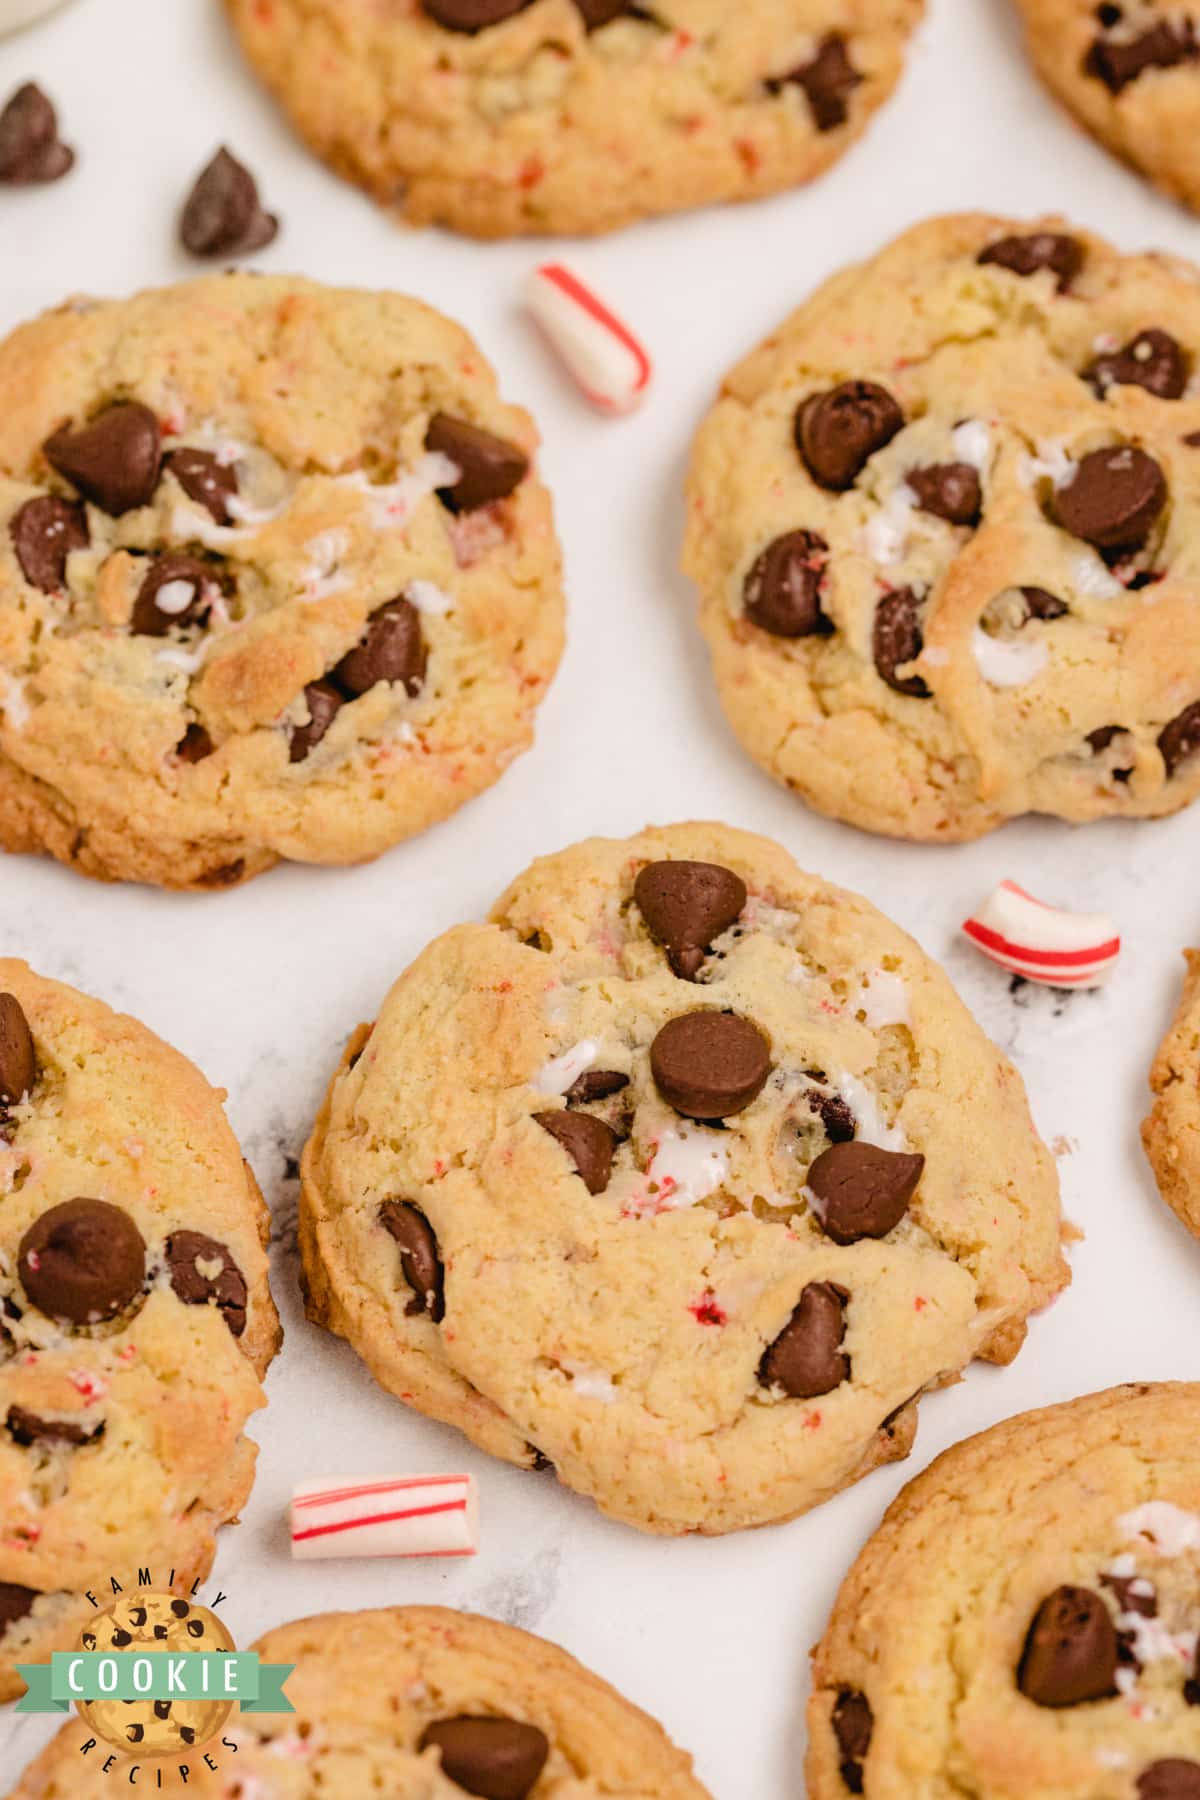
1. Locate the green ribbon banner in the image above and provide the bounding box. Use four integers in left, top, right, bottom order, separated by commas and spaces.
15, 1652, 294, 1715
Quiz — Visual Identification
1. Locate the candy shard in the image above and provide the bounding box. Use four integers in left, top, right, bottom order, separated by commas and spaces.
290, 1473, 478, 1560
962, 880, 1120, 987
526, 263, 651, 415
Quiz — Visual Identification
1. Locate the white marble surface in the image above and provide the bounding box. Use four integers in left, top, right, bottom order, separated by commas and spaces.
2, 1, 1200, 1793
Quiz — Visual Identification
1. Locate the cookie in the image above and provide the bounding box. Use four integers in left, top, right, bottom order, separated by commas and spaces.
1142, 948, 1200, 1238
299, 823, 1067, 1536
223, 0, 925, 240
9, 1603, 712, 1797
808, 1382, 1200, 1799
683, 211, 1200, 842
0, 274, 563, 889
0, 961, 280, 1702
1016, 1, 1200, 216
76, 1593, 236, 1758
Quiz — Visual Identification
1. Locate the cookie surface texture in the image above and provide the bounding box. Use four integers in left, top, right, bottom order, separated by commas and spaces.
1143, 947, 1200, 1238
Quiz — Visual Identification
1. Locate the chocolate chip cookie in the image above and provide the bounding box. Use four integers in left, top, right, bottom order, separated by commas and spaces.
9, 1604, 711, 1798
299, 823, 1067, 1535
76, 1593, 236, 1758
223, 0, 925, 239
684, 212, 1200, 841
808, 1383, 1200, 1799
0, 274, 563, 888
1016, 2, 1200, 215
1143, 948, 1200, 1239
0, 962, 280, 1702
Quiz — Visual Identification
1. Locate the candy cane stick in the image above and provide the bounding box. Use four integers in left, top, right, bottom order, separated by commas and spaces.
962, 881, 1120, 987
526, 263, 651, 415
290, 1473, 478, 1561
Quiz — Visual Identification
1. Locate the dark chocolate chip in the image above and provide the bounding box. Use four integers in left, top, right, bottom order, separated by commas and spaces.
0, 83, 73, 184
333, 598, 426, 698
832, 1690, 873, 1795
419, 1716, 550, 1800
180, 1726, 196, 1744
573, 0, 631, 24
379, 1201, 445, 1322
807, 1086, 856, 1143
760, 1281, 850, 1398
166, 1231, 248, 1337
170, 1599, 190, 1618
44, 402, 162, 517
288, 679, 344, 764
873, 587, 931, 697
1185, 431, 1200, 448
129, 1607, 147, 1627
796, 381, 904, 491
1139, 1764, 1200, 1800
110, 1628, 132, 1647
907, 462, 982, 527
0, 1584, 39, 1633
6, 1405, 102, 1447
650, 1010, 771, 1120
186, 1618, 204, 1638
9, 495, 88, 592
565, 1069, 628, 1104
131, 554, 213, 637
425, 413, 529, 512
421, 0, 534, 30
743, 530, 833, 638
1087, 20, 1197, 92
1101, 1571, 1157, 1619
1159, 700, 1200, 776
180, 147, 278, 258
634, 860, 748, 980
154, 1701, 171, 1718
0, 993, 36, 1107
1020, 585, 1069, 621
1017, 1585, 1118, 1707
533, 1109, 617, 1195
770, 33, 863, 131
1085, 329, 1188, 401
176, 724, 215, 764
18, 1198, 146, 1325
1052, 446, 1166, 552
977, 233, 1083, 291
126, 1725, 144, 1744
527, 1444, 553, 1472
165, 448, 238, 525
808, 1141, 924, 1245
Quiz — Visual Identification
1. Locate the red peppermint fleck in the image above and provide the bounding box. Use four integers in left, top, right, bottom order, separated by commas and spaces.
518, 157, 544, 190
689, 1290, 727, 1327
803, 1411, 823, 1431
913, 1296, 927, 1312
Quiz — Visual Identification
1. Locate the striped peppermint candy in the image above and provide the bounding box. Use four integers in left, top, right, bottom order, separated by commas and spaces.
526, 263, 651, 415
290, 1473, 478, 1561
962, 881, 1120, 988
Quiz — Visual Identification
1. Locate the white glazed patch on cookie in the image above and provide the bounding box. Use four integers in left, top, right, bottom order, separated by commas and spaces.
858, 970, 910, 1029
1070, 552, 1124, 601
533, 1040, 599, 1096
1119, 1500, 1200, 1556
971, 627, 1050, 688
834, 1070, 905, 1149
644, 1126, 730, 1208
405, 578, 454, 615
0, 673, 30, 730
861, 483, 915, 567
952, 418, 992, 470
338, 452, 459, 530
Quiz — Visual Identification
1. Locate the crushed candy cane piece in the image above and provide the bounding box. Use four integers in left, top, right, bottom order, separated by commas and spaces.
526, 263, 651, 415
962, 880, 1120, 987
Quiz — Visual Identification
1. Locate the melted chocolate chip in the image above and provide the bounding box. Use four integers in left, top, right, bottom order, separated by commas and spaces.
565, 1069, 628, 1104
770, 33, 863, 132
649, 1011, 771, 1120
420, 0, 534, 29
0, 1584, 38, 1633
333, 598, 426, 698
634, 860, 748, 980
288, 679, 344, 763
6, 1405, 102, 1447
176, 724, 215, 764
808, 1142, 924, 1245
380, 1201, 445, 1322
832, 1690, 873, 1795
425, 414, 529, 512
165, 448, 238, 526
907, 462, 982, 527
180, 147, 278, 258
9, 495, 88, 592
0, 993, 35, 1107
44, 403, 162, 517
1159, 700, 1200, 776
131, 554, 213, 637
19, 1198, 146, 1325
533, 1109, 618, 1195
166, 1231, 248, 1337
977, 233, 1083, 291
1052, 446, 1166, 552
1085, 329, 1188, 401
0, 83, 73, 184
796, 381, 904, 491
1101, 1571, 1157, 1618
1087, 19, 1198, 92
807, 1086, 856, 1143
760, 1282, 850, 1398
1138, 1764, 1200, 1800
873, 587, 931, 697
1018, 1586, 1118, 1707
418, 1716, 550, 1800
743, 530, 833, 637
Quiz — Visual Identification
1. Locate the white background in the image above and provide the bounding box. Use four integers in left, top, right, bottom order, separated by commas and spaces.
2, 1, 1200, 1793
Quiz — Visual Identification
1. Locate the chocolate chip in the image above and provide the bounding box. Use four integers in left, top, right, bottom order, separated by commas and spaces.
126, 1725, 144, 1744
154, 1701, 171, 1718
110, 1628, 132, 1647
165, 448, 238, 526
1052, 446, 1166, 552
176, 724, 215, 764
186, 1619, 204, 1638
1101, 1572, 1157, 1618
18, 1198, 146, 1325
379, 1201, 445, 1322
0, 1584, 37, 1633
573, 0, 630, 24
1085, 329, 1188, 401
9, 495, 88, 592
131, 554, 213, 637
425, 414, 529, 512
760, 1282, 850, 1398
1087, 724, 1123, 753
873, 587, 931, 697
0, 83, 73, 184
650, 1011, 771, 1120
907, 462, 982, 527
333, 598, 426, 698
170, 1599, 190, 1618
533, 1110, 617, 1195
6, 1405, 101, 1447
180, 147, 278, 258
796, 381, 904, 491
418, 1716, 550, 1800
634, 860, 748, 980
1138, 1764, 1200, 1800
166, 1231, 248, 1337
44, 402, 162, 517
1020, 585, 1069, 621
1018, 1586, 1118, 1707
1087, 20, 1197, 92
288, 679, 344, 764
1185, 431, 1200, 448
832, 1690, 873, 1795
807, 1086, 856, 1143
977, 233, 1083, 291
565, 1069, 628, 1104
743, 530, 833, 637
129, 1606, 147, 1627
420, 0, 534, 30
771, 33, 863, 132
527, 1444, 553, 1472
808, 1141, 924, 1245
1159, 700, 1200, 776
0, 993, 35, 1107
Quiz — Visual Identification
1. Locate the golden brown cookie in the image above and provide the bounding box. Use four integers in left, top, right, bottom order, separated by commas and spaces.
1143, 948, 1200, 1237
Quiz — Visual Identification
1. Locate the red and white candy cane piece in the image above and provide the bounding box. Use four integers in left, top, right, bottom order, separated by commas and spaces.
962, 881, 1120, 987
526, 263, 651, 415
290, 1473, 478, 1561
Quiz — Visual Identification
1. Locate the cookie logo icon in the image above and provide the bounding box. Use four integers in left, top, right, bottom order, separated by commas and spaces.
76, 1593, 236, 1757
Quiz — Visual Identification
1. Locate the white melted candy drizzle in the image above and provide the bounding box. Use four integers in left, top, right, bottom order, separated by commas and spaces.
1071, 553, 1123, 601
647, 1126, 729, 1207
862, 483, 915, 568
340, 452, 460, 529
405, 578, 453, 615
859, 969, 910, 1029
971, 626, 1049, 689
1119, 1501, 1200, 1557
1019, 438, 1075, 489
835, 1071, 905, 1150
952, 419, 991, 470
533, 1040, 598, 1096
301, 529, 351, 601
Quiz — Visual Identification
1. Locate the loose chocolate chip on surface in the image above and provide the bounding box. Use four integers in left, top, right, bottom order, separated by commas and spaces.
131, 554, 213, 637
807, 1086, 856, 1143
176, 724, 215, 765
19, 1198, 146, 1325
288, 680, 344, 764
166, 1231, 248, 1337
6, 1405, 101, 1447
743, 529, 833, 638
808, 1141, 924, 1245
419, 1716, 550, 1800
421, 0, 534, 30
1087, 20, 1197, 92
533, 1110, 618, 1195
1020, 585, 1069, 621
832, 1690, 873, 1795
796, 380, 904, 491
380, 1201, 445, 1322
1052, 446, 1166, 552
977, 232, 1083, 290
760, 1282, 850, 1398
165, 448, 238, 525
771, 33, 863, 132
565, 1069, 628, 1104
634, 860, 748, 979
907, 462, 982, 527
180, 147, 278, 258
44, 402, 162, 516
1085, 328, 1188, 401
0, 993, 35, 1107
1138, 1764, 1200, 1800
1018, 1585, 1119, 1707
1159, 701, 1200, 776
333, 598, 426, 697
426, 413, 529, 512
9, 495, 88, 592
0, 1584, 37, 1632
873, 587, 931, 697
650, 1010, 771, 1120
0, 83, 73, 184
